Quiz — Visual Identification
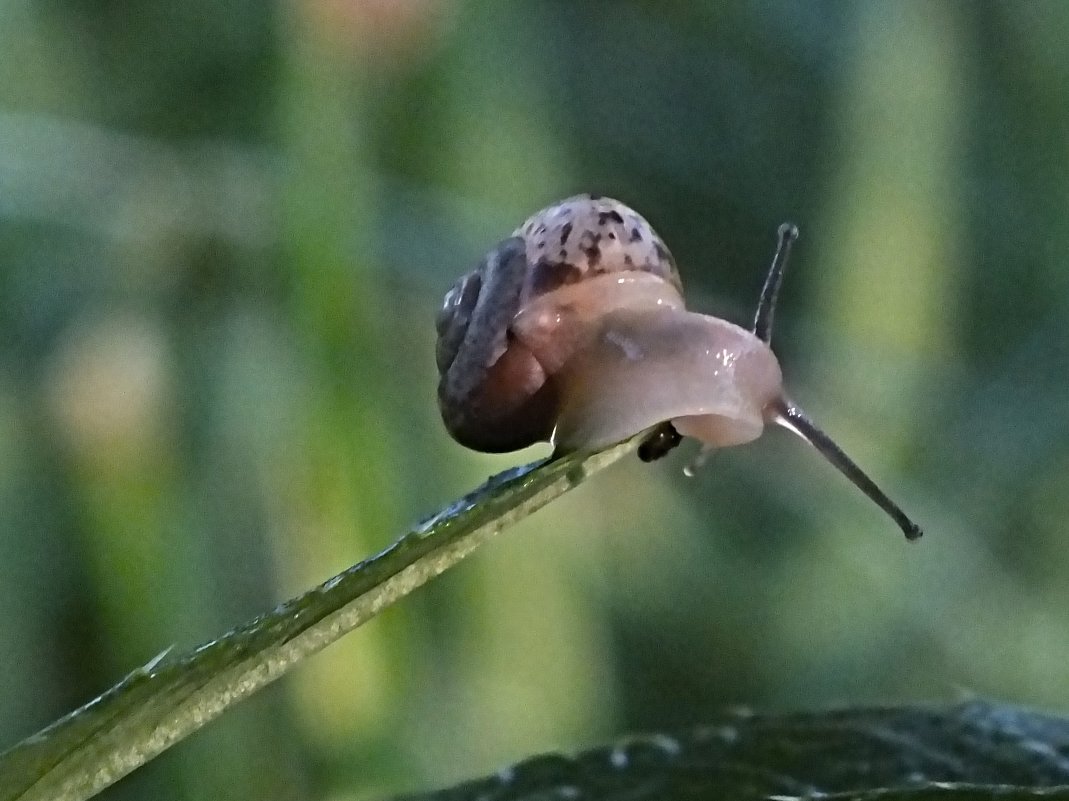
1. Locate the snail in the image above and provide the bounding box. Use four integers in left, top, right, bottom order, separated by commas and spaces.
436, 195, 922, 540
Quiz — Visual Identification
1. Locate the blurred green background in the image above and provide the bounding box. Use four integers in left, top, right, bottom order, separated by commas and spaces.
2, 1, 1068, 798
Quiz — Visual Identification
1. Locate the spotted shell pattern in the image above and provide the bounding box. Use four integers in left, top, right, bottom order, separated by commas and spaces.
435, 194, 688, 453
511, 195, 683, 305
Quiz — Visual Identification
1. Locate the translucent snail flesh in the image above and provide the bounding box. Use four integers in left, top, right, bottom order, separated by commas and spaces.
436, 195, 922, 540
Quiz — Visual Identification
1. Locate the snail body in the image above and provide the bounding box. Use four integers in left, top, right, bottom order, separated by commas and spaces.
437, 195, 778, 454
437, 195, 923, 540
551, 307, 781, 453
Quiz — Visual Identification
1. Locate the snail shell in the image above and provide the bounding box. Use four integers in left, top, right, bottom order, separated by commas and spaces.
436, 194, 782, 454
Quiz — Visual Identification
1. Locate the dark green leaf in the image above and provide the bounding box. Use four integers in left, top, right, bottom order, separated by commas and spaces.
396, 701, 1069, 801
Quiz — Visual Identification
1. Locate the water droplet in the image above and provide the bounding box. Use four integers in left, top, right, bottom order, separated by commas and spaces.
683, 446, 713, 477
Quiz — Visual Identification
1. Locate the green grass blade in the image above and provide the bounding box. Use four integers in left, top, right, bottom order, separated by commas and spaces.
0, 439, 640, 801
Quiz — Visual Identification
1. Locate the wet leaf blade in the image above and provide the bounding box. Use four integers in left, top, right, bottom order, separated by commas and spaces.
0, 440, 639, 801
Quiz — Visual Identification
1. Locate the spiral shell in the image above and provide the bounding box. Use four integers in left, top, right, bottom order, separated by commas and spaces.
435, 195, 682, 452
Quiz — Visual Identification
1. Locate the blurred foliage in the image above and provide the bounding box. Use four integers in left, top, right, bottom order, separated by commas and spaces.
1, 1, 1067, 800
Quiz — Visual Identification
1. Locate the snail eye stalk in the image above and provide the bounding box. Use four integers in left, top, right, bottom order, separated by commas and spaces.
753, 222, 799, 343
755, 223, 923, 541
